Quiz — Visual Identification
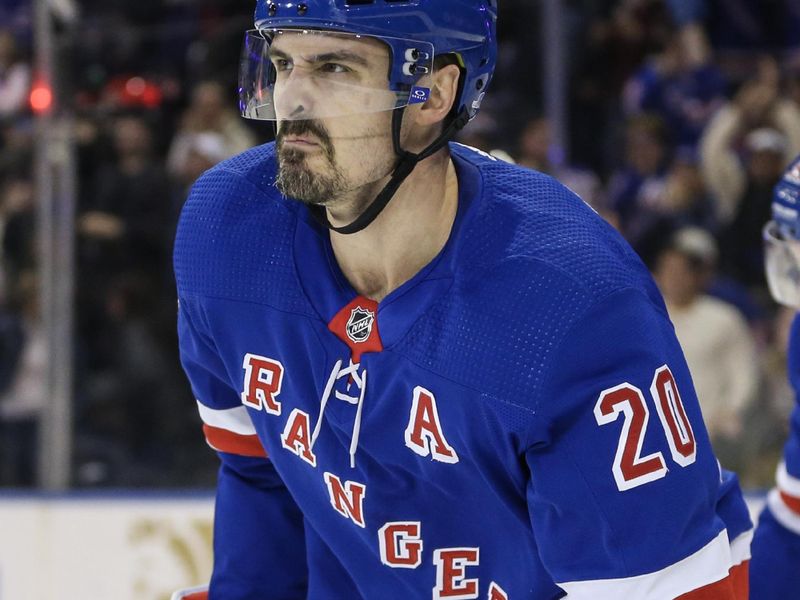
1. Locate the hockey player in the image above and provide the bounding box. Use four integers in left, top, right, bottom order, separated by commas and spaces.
173, 1, 752, 598
750, 155, 800, 598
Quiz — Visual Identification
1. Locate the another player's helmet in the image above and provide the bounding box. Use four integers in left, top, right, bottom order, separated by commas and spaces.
764, 155, 800, 307
240, 0, 498, 123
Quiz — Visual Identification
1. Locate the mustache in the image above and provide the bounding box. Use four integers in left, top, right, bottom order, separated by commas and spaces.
277, 120, 334, 156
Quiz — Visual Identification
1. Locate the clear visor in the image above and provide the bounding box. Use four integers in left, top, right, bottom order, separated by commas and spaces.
764, 220, 800, 308
239, 29, 434, 121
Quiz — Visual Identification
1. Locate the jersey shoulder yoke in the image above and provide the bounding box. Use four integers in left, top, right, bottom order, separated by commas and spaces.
173, 143, 312, 316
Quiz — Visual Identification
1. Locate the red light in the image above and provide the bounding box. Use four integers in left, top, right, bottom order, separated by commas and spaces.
30, 84, 53, 113
125, 76, 146, 97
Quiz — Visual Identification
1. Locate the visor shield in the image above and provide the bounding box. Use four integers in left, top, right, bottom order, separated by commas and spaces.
764, 221, 800, 308
239, 29, 434, 121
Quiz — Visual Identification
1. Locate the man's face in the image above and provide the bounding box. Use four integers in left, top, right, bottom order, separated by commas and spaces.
270, 31, 399, 208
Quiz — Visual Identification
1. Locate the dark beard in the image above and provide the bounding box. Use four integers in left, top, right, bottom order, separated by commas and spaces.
275, 120, 347, 205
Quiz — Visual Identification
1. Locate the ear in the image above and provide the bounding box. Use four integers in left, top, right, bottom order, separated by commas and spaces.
412, 64, 461, 127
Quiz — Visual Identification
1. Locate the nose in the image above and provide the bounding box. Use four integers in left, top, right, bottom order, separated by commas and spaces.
273, 68, 316, 121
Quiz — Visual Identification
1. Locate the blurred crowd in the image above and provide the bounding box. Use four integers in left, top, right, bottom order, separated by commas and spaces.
0, 0, 798, 488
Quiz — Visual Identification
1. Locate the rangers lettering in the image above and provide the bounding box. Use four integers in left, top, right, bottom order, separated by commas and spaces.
241, 353, 283, 415
488, 582, 508, 600
378, 521, 423, 569
281, 409, 317, 467
405, 386, 459, 463
324, 472, 367, 528
433, 547, 480, 600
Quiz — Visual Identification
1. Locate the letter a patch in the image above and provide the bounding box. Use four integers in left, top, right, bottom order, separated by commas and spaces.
281, 409, 317, 467
404, 386, 459, 464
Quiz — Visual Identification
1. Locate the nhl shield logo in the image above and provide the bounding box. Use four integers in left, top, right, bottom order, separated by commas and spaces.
346, 306, 375, 344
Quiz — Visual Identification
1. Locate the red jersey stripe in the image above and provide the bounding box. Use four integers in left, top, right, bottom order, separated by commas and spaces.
675, 561, 749, 600
203, 424, 268, 458
780, 490, 800, 515
170, 585, 208, 600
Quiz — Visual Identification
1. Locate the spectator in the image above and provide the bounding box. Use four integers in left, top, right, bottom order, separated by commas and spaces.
77, 114, 174, 378
606, 113, 671, 246
661, 146, 717, 231
79, 114, 173, 275
0, 29, 30, 120
0, 176, 36, 288
0, 271, 44, 487
569, 0, 673, 174
718, 127, 789, 288
622, 26, 726, 148
615, 146, 718, 262
167, 80, 257, 181
700, 55, 800, 225
652, 227, 759, 470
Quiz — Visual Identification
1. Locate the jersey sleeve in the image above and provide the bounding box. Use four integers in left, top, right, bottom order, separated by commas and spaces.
177, 294, 308, 598
750, 312, 800, 599
525, 287, 751, 599
178, 295, 267, 457
775, 312, 800, 524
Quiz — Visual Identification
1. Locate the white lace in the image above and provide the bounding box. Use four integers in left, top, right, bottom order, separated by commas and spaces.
310, 358, 367, 469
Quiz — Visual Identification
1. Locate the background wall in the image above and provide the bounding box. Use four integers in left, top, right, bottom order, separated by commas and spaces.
0, 493, 214, 600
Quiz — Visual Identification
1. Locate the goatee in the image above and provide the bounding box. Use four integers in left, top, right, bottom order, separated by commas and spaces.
275, 121, 346, 205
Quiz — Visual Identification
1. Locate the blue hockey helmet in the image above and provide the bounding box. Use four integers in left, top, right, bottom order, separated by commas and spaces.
764, 155, 800, 307
240, 0, 497, 123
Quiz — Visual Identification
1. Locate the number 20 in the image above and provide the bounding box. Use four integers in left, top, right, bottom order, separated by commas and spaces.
594, 365, 696, 491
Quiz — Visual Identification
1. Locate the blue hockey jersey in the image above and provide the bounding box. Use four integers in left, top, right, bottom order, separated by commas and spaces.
750, 313, 800, 599
174, 142, 752, 599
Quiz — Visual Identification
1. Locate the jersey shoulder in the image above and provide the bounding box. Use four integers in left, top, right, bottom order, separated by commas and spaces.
173, 143, 312, 315
394, 145, 670, 418
451, 142, 658, 307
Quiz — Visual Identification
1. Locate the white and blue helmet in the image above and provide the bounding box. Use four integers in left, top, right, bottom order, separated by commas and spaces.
240, 0, 497, 123
764, 155, 800, 307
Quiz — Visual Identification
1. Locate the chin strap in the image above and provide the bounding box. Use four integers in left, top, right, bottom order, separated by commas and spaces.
309, 107, 470, 235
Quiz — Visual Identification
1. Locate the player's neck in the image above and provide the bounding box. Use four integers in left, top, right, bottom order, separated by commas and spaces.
328, 151, 458, 303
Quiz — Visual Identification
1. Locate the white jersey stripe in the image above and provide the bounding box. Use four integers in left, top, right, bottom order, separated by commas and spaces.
768, 488, 800, 535
776, 461, 800, 498
196, 400, 257, 436
729, 529, 752, 566
557, 529, 732, 599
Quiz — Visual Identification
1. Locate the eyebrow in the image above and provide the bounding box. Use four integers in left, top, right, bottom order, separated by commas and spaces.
268, 47, 370, 68
311, 51, 369, 67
